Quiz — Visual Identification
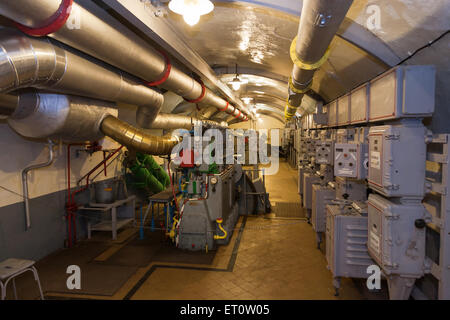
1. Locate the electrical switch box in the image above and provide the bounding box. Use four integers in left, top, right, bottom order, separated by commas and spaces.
350, 84, 369, 124
312, 184, 335, 233
334, 143, 368, 179
367, 194, 429, 277
337, 94, 350, 126
316, 141, 334, 165
328, 101, 337, 127
369, 65, 435, 122
303, 172, 321, 210
368, 122, 426, 198
336, 129, 355, 143
326, 204, 375, 280
335, 177, 367, 201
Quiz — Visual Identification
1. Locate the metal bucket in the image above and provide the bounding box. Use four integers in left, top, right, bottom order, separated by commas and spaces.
94, 180, 117, 204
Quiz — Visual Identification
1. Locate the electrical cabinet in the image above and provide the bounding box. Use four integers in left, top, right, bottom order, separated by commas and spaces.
312, 184, 335, 233
336, 128, 355, 143
303, 172, 321, 210
326, 203, 375, 280
335, 177, 367, 201
316, 141, 334, 165
328, 101, 337, 127
298, 165, 307, 195
369, 65, 435, 122
350, 84, 369, 124
367, 194, 429, 278
305, 138, 316, 157
368, 122, 426, 198
334, 143, 368, 179
337, 94, 350, 126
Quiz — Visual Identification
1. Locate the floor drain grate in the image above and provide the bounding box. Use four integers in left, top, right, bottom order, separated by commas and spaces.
274, 202, 305, 218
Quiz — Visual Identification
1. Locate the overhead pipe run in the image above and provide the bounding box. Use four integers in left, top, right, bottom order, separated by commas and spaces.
100, 116, 181, 156
1, 92, 182, 156
285, 0, 353, 121
0, 28, 164, 126
22, 140, 55, 230
150, 113, 228, 130
0, 0, 249, 122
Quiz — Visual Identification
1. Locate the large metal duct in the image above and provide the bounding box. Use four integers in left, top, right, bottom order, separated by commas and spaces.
6, 92, 115, 142
0, 0, 249, 122
285, 0, 353, 120
0, 28, 163, 125
150, 113, 227, 130
2, 92, 181, 155
100, 116, 180, 156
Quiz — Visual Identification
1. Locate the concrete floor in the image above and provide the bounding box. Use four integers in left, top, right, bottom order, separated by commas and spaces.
5, 160, 376, 300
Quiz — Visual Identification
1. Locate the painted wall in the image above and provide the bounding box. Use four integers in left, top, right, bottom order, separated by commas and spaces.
0, 119, 123, 261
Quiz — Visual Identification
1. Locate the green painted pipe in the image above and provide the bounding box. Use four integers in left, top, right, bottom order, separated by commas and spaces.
136, 153, 170, 188
130, 165, 165, 194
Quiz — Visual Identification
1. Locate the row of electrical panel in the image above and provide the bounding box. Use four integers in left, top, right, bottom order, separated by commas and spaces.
294, 65, 437, 299
301, 65, 436, 129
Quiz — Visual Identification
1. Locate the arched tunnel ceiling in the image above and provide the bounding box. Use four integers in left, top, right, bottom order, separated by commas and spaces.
159, 0, 449, 107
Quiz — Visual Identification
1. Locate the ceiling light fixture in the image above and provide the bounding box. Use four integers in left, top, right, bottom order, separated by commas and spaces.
228, 64, 248, 91
241, 97, 253, 104
168, 0, 214, 26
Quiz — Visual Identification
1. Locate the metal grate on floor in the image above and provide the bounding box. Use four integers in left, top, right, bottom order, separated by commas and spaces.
274, 202, 305, 218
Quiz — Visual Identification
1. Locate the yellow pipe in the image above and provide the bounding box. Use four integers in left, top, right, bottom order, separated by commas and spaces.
168, 217, 178, 242
213, 218, 227, 240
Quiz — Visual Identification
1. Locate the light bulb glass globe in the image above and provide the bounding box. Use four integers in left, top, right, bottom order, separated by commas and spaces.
242, 97, 253, 104
169, 0, 214, 26
183, 13, 200, 26
231, 82, 241, 91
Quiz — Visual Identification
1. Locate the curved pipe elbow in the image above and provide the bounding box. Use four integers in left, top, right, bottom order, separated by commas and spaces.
100, 115, 181, 155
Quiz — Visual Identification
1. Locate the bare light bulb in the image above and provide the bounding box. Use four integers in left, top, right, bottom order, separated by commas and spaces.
231, 82, 241, 91
169, 0, 214, 26
183, 13, 200, 26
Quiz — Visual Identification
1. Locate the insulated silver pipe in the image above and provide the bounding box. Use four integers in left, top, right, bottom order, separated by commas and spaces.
285, 0, 353, 120
0, 0, 249, 122
0, 94, 18, 119
100, 116, 181, 156
3, 92, 183, 155
0, 28, 164, 125
151, 113, 227, 130
7, 92, 114, 142
22, 139, 55, 230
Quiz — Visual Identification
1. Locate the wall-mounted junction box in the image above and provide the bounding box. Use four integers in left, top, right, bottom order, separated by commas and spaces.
334, 143, 368, 179
328, 100, 337, 127
336, 128, 355, 143
337, 94, 350, 126
367, 194, 429, 278
369, 65, 435, 122
335, 176, 367, 201
368, 122, 426, 198
316, 141, 334, 165
350, 84, 369, 124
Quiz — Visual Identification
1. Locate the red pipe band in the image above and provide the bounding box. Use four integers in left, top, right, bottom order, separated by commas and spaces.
15, 0, 74, 37
184, 81, 206, 104
235, 110, 241, 119
219, 101, 229, 112
146, 50, 172, 87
